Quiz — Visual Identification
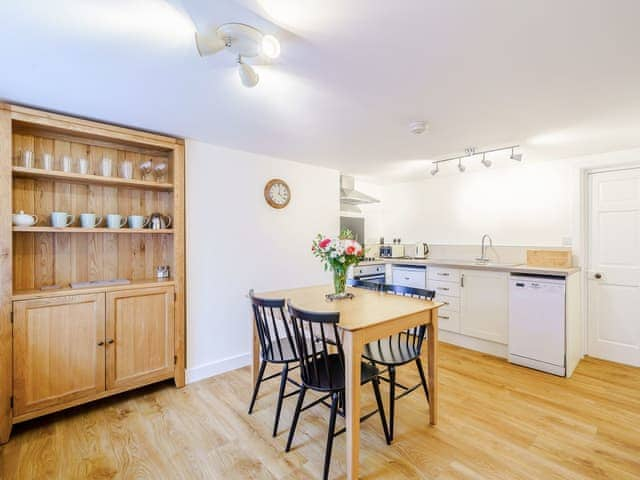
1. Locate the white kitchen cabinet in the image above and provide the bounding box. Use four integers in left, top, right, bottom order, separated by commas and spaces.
460, 270, 509, 344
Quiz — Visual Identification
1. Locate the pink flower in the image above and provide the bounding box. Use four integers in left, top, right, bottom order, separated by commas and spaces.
319, 238, 331, 249
345, 245, 356, 255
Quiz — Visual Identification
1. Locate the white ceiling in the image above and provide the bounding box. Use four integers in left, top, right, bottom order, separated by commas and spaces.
1, 0, 640, 182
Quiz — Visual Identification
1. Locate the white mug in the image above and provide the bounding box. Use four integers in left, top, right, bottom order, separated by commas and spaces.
100, 157, 113, 177
51, 212, 74, 228
42, 153, 54, 171
80, 213, 102, 228
128, 215, 149, 229
78, 157, 89, 175
61, 155, 72, 173
106, 214, 127, 229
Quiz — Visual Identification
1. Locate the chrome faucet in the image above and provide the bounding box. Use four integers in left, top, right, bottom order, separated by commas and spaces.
476, 234, 493, 263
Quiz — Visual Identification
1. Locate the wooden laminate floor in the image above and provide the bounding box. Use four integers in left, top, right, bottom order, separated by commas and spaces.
1, 343, 639, 479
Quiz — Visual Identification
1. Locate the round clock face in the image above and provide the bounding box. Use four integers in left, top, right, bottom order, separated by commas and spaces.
264, 179, 291, 209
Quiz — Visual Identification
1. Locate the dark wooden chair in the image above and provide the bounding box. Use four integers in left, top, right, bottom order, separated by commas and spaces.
362, 284, 436, 442
285, 301, 390, 480
248, 290, 305, 437
347, 278, 382, 291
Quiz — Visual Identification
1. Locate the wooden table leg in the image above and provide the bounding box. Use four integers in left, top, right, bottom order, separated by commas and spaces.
427, 308, 439, 425
252, 312, 259, 384
344, 329, 362, 480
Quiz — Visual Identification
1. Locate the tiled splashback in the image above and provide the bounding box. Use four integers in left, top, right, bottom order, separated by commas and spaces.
364, 243, 573, 265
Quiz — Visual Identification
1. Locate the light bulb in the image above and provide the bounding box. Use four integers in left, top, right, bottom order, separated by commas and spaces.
238, 61, 259, 87
481, 154, 491, 168
458, 159, 466, 173
430, 164, 439, 176
261, 34, 281, 59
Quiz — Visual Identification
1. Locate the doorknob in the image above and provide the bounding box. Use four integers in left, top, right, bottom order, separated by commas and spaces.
594, 273, 603, 280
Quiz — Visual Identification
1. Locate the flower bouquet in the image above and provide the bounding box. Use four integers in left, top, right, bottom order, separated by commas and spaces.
312, 229, 364, 299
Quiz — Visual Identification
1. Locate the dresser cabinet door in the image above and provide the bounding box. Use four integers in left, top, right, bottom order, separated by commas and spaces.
12, 294, 106, 417
106, 286, 175, 390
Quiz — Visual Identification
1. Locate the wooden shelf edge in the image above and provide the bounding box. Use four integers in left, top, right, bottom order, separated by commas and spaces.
13, 227, 174, 234
12, 166, 174, 191
12, 279, 176, 301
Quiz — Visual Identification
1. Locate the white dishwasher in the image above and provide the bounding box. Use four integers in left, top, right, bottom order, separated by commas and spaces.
508, 275, 566, 376
391, 265, 427, 289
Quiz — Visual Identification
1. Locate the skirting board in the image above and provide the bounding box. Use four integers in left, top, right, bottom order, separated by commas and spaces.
186, 353, 251, 384
439, 330, 508, 358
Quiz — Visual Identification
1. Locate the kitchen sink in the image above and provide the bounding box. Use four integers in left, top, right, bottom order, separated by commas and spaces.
430, 258, 522, 267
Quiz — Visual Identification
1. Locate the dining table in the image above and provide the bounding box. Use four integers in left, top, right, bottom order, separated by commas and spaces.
252, 284, 443, 479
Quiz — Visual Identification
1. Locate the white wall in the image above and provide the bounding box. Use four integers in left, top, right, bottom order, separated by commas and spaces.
363, 147, 640, 256
186, 140, 339, 383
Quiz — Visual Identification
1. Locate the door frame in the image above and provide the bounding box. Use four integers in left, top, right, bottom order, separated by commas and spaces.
581, 161, 640, 359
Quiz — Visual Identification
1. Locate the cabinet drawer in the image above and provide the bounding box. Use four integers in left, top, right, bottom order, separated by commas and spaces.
353, 264, 385, 277
392, 268, 426, 289
428, 267, 461, 284
428, 279, 460, 297
437, 294, 460, 312
436, 309, 460, 333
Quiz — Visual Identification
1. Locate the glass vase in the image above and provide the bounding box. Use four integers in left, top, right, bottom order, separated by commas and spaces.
332, 268, 348, 298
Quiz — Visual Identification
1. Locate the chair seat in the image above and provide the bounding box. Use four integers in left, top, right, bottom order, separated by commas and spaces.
264, 336, 321, 363
363, 332, 422, 366
303, 354, 380, 392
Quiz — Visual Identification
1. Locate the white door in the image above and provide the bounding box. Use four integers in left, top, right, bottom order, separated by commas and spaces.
588, 168, 640, 366
460, 270, 509, 344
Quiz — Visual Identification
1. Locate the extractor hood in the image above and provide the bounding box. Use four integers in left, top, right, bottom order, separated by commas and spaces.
340, 175, 379, 206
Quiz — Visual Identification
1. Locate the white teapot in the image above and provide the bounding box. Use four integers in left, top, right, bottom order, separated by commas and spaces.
12, 211, 38, 227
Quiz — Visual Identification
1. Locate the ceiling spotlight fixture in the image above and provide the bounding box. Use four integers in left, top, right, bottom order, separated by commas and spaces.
481, 153, 492, 168
430, 163, 439, 176
510, 147, 523, 161
195, 22, 280, 87
409, 121, 429, 135
237, 56, 259, 88
261, 34, 281, 59
458, 158, 466, 173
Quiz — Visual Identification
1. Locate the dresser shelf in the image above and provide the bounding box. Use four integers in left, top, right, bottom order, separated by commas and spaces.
12, 166, 173, 191
12, 278, 175, 301
13, 226, 173, 234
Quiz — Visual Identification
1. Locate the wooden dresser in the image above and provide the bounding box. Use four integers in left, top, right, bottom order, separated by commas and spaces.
0, 104, 185, 443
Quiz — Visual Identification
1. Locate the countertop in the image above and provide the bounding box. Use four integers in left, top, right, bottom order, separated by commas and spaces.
359, 258, 580, 276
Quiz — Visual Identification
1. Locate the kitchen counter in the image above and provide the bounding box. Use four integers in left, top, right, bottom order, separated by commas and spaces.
359, 258, 580, 276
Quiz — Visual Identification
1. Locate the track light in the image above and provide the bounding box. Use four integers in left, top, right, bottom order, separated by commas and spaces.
481, 153, 492, 168
237, 57, 259, 88
196, 23, 280, 88
510, 147, 523, 161
458, 159, 466, 173
430, 163, 439, 176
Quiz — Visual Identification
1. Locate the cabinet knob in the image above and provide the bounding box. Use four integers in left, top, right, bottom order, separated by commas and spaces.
107, 339, 114, 344
594, 273, 603, 280
97, 341, 105, 346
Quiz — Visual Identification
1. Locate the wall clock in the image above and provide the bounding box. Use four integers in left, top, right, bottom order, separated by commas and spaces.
264, 178, 291, 209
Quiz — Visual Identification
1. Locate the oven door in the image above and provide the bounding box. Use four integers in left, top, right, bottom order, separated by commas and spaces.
356, 273, 386, 284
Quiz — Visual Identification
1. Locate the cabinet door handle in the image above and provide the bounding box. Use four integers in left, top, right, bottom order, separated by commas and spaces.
461, 274, 465, 287
97, 341, 105, 346
438, 287, 449, 291
107, 339, 114, 345
437, 272, 449, 276
438, 315, 450, 320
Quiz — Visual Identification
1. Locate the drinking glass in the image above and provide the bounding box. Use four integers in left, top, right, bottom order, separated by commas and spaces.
153, 161, 168, 182
78, 157, 89, 175
100, 157, 113, 177
42, 153, 54, 171
61, 155, 72, 173
119, 160, 133, 179
21, 150, 34, 169
139, 160, 153, 180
